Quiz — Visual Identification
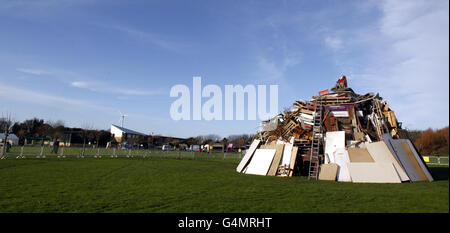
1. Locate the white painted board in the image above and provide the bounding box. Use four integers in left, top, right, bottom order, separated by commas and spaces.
334, 148, 351, 182
348, 162, 402, 183
245, 149, 276, 176
324, 131, 345, 164
300, 113, 313, 120
236, 139, 260, 172
331, 111, 349, 117
365, 141, 410, 182
281, 143, 293, 167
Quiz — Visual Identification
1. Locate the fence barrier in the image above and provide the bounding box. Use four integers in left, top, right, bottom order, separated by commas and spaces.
0, 145, 245, 161
423, 156, 449, 166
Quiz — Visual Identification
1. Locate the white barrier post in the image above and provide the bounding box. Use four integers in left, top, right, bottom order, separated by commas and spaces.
58, 146, 65, 158
18, 146, 24, 159
38, 146, 45, 158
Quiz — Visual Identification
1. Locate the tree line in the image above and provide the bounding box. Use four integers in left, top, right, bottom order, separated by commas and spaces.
407, 126, 449, 155
0, 117, 111, 147
0, 117, 256, 149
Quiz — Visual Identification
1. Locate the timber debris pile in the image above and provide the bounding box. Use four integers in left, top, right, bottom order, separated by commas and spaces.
236, 76, 433, 183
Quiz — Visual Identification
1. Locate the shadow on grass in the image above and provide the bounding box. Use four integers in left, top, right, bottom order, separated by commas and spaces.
428, 167, 449, 181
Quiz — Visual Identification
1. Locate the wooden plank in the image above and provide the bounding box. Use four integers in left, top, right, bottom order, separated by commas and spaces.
267, 144, 285, 176
288, 146, 299, 177
354, 132, 365, 141
236, 139, 261, 173
300, 108, 314, 115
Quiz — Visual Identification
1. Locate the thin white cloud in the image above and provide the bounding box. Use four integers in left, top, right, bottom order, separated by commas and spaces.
16, 68, 51, 75
0, 83, 112, 112
70, 80, 163, 96
257, 56, 284, 80
324, 36, 343, 51
70, 81, 90, 88
97, 24, 182, 52
257, 54, 300, 81
14, 66, 164, 97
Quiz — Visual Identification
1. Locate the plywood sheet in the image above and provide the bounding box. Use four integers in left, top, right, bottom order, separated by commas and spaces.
348, 148, 374, 162
324, 131, 345, 164
388, 139, 431, 182
245, 149, 276, 176
288, 146, 299, 177
267, 144, 285, 176
236, 139, 260, 173
348, 163, 402, 183
405, 140, 433, 181
318, 163, 338, 181
365, 141, 410, 182
334, 148, 351, 182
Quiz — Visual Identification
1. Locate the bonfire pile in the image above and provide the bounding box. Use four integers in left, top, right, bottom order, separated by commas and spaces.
237, 76, 433, 183
259, 76, 401, 144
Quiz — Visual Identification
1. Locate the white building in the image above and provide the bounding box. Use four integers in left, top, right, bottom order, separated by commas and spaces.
0, 133, 19, 146
110, 124, 146, 143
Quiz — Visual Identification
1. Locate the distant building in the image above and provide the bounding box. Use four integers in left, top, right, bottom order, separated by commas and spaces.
0, 133, 19, 146
110, 124, 146, 143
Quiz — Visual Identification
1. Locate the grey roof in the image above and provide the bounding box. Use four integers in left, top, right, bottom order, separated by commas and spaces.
111, 124, 146, 136
0, 133, 19, 139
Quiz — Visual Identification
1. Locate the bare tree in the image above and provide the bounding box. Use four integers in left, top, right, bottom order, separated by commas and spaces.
80, 123, 94, 157
227, 134, 255, 147
0, 112, 14, 157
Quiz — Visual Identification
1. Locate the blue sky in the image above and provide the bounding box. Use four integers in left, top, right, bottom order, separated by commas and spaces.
0, 0, 448, 138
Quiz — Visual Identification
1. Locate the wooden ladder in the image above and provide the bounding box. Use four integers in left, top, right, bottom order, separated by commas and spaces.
308, 98, 323, 180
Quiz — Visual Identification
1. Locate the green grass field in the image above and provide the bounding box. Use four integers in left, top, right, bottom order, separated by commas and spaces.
0, 149, 448, 213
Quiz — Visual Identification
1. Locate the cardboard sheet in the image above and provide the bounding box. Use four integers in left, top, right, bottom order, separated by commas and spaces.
348, 162, 402, 183
348, 147, 374, 162
365, 141, 410, 182
324, 131, 345, 164
334, 148, 351, 182
245, 149, 276, 176
318, 163, 338, 181
266, 144, 285, 176
236, 139, 260, 173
